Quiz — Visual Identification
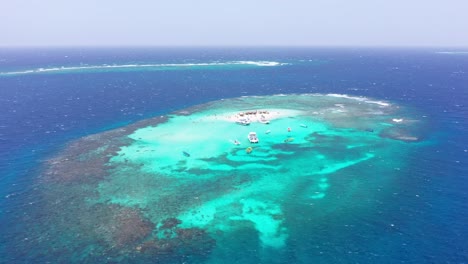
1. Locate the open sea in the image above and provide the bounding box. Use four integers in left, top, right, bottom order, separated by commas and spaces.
0, 47, 467, 263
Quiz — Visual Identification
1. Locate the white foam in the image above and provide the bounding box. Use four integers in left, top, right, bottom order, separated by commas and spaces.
327, 93, 366, 101
234, 61, 286, 66
0, 61, 287, 76
327, 93, 390, 107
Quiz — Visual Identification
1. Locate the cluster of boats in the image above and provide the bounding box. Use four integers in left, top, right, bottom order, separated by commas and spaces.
235, 110, 271, 126
182, 118, 308, 157
236, 117, 270, 125
231, 111, 308, 153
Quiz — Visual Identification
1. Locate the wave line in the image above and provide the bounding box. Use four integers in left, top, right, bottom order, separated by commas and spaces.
0, 61, 287, 76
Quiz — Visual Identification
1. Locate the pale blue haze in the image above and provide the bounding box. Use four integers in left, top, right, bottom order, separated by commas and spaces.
2, 0, 468, 47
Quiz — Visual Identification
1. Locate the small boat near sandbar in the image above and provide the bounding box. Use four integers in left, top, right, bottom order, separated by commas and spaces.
259, 115, 270, 124
236, 118, 251, 126
248, 132, 259, 143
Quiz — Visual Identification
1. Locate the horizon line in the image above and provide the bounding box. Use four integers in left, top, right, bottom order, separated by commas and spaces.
1, 44, 468, 49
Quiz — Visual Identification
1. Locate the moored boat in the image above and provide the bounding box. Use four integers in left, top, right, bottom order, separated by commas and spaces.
259, 115, 270, 124
236, 118, 251, 126
248, 132, 259, 143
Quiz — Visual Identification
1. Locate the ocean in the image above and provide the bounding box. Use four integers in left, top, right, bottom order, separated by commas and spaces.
0, 47, 467, 263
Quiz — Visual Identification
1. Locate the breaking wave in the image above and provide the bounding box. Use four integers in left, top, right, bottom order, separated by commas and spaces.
0, 61, 287, 76
327, 93, 391, 107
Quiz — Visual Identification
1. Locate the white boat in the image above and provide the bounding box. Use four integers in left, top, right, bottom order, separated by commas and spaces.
259, 115, 270, 124
248, 132, 259, 143
265, 130, 271, 134
236, 118, 251, 126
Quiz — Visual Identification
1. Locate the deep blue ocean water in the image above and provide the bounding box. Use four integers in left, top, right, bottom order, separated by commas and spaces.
0, 47, 467, 263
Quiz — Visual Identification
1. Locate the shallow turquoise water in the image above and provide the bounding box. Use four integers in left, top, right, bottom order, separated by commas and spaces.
18, 94, 426, 263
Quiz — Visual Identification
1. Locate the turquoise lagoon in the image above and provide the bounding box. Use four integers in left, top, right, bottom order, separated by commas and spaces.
38, 94, 425, 262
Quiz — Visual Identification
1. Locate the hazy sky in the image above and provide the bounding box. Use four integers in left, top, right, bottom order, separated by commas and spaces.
2, 0, 468, 47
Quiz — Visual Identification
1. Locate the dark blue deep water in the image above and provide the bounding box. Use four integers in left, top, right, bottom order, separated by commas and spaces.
0, 48, 467, 263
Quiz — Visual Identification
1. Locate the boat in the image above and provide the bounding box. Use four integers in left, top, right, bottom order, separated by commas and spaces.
182, 151, 190, 157
300, 124, 308, 128
232, 139, 241, 145
236, 118, 251, 126
265, 130, 271, 134
259, 115, 270, 124
248, 132, 259, 143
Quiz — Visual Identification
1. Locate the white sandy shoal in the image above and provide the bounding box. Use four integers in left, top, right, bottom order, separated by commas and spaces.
201, 108, 305, 123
